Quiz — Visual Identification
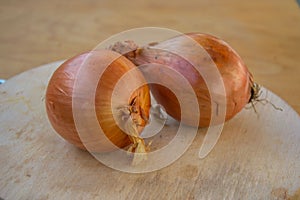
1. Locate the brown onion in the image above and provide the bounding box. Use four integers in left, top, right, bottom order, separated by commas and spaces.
45, 50, 151, 152
110, 33, 256, 127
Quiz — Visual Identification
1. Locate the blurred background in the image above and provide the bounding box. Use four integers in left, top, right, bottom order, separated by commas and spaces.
0, 0, 299, 112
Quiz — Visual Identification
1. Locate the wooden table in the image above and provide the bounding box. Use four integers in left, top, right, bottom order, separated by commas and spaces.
1, 1, 300, 199
1, 0, 300, 114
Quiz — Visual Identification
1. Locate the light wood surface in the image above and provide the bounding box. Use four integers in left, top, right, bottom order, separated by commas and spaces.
0, 0, 300, 114
0, 61, 300, 199
1, 1, 300, 199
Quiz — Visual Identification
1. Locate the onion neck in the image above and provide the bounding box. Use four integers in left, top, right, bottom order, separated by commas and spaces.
108, 40, 138, 61
127, 133, 149, 165
116, 104, 149, 165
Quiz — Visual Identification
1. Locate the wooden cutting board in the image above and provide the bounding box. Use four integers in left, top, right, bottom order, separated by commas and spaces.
0, 61, 299, 200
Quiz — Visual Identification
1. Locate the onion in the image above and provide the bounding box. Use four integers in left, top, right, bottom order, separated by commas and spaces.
110, 33, 256, 127
45, 50, 151, 152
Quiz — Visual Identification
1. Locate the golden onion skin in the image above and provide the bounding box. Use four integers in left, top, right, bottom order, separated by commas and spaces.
112, 33, 253, 127
45, 50, 150, 152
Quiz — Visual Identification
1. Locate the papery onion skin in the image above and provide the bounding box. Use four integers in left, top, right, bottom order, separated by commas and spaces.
111, 33, 254, 127
45, 50, 150, 152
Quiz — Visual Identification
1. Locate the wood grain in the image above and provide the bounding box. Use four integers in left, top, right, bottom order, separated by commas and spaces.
0, 0, 300, 114
0, 62, 299, 199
